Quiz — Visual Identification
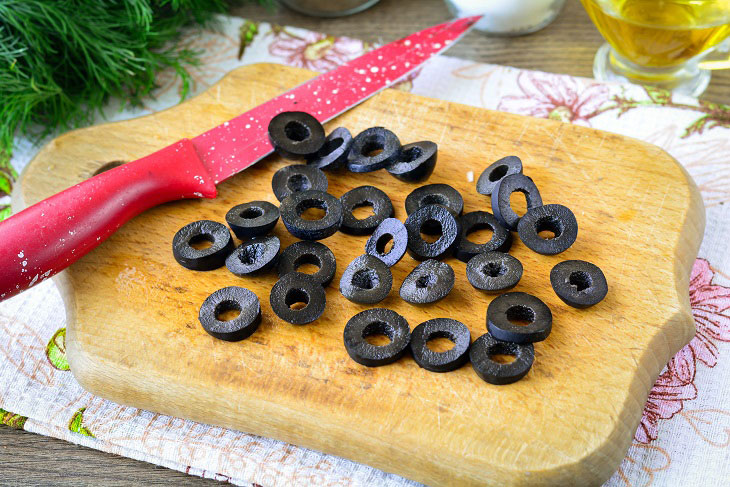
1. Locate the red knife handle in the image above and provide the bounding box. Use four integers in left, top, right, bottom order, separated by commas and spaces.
0, 139, 217, 301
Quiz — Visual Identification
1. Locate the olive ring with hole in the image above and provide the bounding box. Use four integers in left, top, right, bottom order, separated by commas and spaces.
454, 211, 512, 262
550, 260, 607, 308
198, 286, 261, 341
365, 218, 408, 267
307, 127, 352, 170
491, 173, 543, 231
279, 190, 343, 240
339, 255, 393, 304
225, 201, 279, 239
405, 183, 463, 234
470, 333, 534, 385
270, 272, 326, 325
517, 204, 578, 255
400, 259, 454, 304
410, 318, 471, 372
347, 127, 401, 173
268, 111, 325, 159
343, 308, 411, 367
340, 185, 394, 235
277, 241, 336, 287
225, 235, 280, 276
405, 204, 461, 260
386, 141, 438, 182
271, 164, 328, 202
466, 251, 523, 293
476, 156, 522, 196
172, 220, 234, 271
487, 292, 552, 344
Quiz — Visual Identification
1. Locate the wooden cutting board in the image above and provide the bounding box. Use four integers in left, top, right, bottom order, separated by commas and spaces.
15, 64, 704, 486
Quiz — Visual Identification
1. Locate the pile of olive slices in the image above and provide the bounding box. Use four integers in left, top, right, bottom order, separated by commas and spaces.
172, 111, 607, 385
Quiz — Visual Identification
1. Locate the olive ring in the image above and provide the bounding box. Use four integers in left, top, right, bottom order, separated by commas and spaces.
340, 185, 394, 236
343, 308, 411, 367
277, 241, 337, 287
198, 286, 261, 341
454, 211, 512, 262
268, 111, 325, 159
225, 201, 279, 239
271, 164, 328, 202
487, 292, 552, 344
550, 259, 607, 308
491, 173, 543, 231
517, 204, 578, 255
270, 273, 326, 325
279, 190, 343, 240
476, 156, 522, 196
172, 220, 234, 271
410, 318, 471, 372
470, 333, 534, 385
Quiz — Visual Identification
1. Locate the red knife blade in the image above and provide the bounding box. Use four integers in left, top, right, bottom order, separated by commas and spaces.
0, 16, 480, 301
197, 16, 479, 184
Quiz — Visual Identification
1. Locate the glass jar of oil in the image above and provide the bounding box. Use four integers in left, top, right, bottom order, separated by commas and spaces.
580, 0, 730, 96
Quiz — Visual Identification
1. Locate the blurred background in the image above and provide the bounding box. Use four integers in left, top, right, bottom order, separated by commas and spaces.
232, 0, 729, 103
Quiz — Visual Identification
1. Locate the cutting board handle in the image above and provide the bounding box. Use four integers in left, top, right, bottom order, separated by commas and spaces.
0, 139, 216, 301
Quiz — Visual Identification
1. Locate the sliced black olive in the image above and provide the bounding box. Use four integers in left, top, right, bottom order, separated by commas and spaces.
340, 185, 394, 236
307, 127, 352, 170
279, 190, 343, 240
399, 259, 454, 304
270, 272, 326, 325
271, 164, 328, 202
225, 235, 280, 276
268, 111, 325, 160
550, 260, 607, 308
172, 220, 234, 271
476, 156, 522, 196
405, 183, 464, 235
347, 127, 401, 173
339, 255, 393, 304
386, 141, 437, 182
470, 333, 534, 385
404, 204, 461, 260
466, 251, 522, 293
491, 173, 543, 231
517, 204, 578, 255
454, 211, 512, 262
410, 318, 470, 372
198, 286, 261, 341
277, 240, 336, 287
487, 292, 552, 344
365, 218, 408, 267
225, 201, 279, 240
343, 308, 411, 367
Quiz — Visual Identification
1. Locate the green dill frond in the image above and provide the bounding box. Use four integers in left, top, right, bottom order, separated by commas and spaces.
0, 0, 264, 171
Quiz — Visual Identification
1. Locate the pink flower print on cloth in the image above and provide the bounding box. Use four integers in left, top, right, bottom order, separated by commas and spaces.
497, 71, 610, 126
268, 30, 365, 72
636, 258, 730, 443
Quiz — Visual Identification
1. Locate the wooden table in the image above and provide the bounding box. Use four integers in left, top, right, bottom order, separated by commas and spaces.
1, 1, 725, 485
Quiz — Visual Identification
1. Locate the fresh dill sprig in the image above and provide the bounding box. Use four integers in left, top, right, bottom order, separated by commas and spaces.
0, 0, 265, 174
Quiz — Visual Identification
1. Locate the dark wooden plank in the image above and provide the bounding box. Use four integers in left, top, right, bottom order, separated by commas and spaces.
0, 426, 218, 486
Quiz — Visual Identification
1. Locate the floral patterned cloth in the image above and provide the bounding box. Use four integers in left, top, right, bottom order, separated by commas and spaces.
2, 15, 730, 487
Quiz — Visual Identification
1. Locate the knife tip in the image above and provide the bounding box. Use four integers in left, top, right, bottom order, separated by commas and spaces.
459, 15, 483, 28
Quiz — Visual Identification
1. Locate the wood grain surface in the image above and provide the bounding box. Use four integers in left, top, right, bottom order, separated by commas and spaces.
15, 63, 704, 487
1, 1, 717, 484
0, 427, 220, 487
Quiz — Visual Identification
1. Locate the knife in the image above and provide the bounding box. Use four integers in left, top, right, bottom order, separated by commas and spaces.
0, 16, 480, 301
